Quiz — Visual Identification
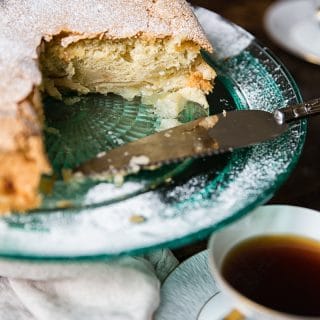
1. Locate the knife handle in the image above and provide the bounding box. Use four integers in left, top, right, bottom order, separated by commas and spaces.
274, 97, 320, 124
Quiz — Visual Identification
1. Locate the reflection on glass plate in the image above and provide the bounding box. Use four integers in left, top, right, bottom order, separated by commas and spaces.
1, 7, 306, 259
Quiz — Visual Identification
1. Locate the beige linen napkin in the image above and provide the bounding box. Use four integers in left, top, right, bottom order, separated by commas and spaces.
0, 250, 178, 320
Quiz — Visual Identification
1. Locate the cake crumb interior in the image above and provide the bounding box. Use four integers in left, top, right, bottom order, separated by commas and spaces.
40, 34, 215, 119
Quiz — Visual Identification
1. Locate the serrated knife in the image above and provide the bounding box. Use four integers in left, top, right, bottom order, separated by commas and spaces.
76, 98, 320, 175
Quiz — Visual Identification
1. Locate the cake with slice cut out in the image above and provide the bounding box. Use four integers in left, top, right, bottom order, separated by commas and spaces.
0, 0, 216, 213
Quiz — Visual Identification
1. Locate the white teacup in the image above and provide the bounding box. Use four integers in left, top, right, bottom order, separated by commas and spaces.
207, 205, 320, 320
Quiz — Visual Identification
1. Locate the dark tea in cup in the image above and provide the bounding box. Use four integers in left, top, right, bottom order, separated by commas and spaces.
221, 234, 320, 317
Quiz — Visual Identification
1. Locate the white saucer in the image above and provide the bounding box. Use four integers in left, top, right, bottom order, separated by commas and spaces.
264, 0, 320, 64
155, 250, 232, 320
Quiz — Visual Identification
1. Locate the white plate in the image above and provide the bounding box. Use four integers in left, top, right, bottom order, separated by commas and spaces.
155, 250, 232, 320
264, 0, 320, 64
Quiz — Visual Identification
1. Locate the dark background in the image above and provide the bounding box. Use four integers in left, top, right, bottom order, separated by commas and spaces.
174, 0, 320, 261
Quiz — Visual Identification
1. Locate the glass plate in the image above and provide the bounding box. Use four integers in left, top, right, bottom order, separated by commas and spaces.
1, 7, 306, 260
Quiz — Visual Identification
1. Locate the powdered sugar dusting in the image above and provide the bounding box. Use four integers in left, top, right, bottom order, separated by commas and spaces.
194, 7, 253, 60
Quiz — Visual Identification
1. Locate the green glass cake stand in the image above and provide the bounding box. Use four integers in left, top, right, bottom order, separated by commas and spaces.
1, 7, 306, 260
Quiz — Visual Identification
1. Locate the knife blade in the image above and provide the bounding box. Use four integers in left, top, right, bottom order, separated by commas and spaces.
76, 96, 320, 175
75, 109, 289, 175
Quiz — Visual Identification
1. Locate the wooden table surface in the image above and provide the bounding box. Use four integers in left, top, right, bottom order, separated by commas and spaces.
174, 0, 320, 261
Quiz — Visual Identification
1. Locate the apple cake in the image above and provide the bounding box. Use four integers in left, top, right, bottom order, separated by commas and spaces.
0, 0, 216, 213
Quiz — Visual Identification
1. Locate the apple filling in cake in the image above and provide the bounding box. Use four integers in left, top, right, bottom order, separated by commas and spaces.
40, 35, 216, 120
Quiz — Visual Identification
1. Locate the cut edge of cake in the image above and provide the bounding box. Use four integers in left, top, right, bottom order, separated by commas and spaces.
39, 33, 216, 120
